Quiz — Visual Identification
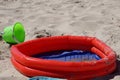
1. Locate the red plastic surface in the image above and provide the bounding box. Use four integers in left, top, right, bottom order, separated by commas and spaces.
10, 36, 116, 79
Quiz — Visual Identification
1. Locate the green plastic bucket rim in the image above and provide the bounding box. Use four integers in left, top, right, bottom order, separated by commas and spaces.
12, 22, 25, 43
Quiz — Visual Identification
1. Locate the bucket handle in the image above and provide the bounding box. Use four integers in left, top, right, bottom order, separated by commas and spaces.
0, 32, 3, 35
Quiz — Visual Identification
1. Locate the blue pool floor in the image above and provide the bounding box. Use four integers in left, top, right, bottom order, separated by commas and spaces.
33, 50, 101, 62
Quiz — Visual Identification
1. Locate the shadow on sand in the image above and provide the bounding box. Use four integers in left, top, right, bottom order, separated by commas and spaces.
94, 60, 120, 80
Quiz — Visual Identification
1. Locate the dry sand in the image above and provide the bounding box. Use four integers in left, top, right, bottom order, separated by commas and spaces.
0, 0, 120, 80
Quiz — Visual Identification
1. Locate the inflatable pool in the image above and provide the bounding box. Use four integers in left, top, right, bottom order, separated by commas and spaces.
11, 36, 116, 80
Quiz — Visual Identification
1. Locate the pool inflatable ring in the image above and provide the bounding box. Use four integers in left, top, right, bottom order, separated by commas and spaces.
11, 36, 116, 80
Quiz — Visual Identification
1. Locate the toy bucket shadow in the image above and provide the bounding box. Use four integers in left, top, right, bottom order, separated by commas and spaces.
0, 22, 25, 45
94, 59, 120, 80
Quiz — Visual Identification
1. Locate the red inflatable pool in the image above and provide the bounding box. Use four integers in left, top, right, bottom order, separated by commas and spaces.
11, 36, 116, 80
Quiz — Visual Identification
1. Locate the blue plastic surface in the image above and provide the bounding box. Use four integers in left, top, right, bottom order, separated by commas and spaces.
33, 50, 101, 62
29, 76, 64, 80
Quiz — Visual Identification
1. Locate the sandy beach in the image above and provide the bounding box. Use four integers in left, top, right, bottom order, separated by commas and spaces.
0, 0, 120, 80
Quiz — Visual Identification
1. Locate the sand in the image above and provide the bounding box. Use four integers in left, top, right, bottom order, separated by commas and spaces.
0, 0, 120, 80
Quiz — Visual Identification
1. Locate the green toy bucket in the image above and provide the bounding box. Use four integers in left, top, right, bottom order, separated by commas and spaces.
2, 22, 25, 44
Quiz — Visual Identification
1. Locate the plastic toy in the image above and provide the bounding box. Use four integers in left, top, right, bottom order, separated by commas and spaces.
29, 76, 64, 80
0, 22, 25, 44
10, 36, 116, 80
